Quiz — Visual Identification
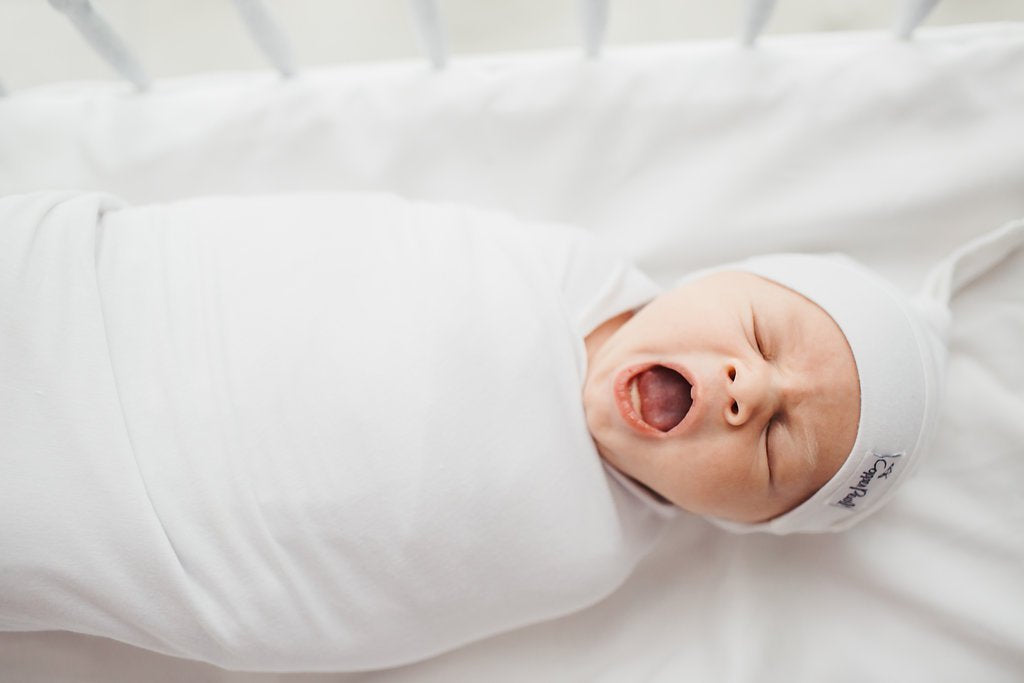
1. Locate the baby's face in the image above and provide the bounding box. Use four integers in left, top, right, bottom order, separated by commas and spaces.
583, 271, 860, 524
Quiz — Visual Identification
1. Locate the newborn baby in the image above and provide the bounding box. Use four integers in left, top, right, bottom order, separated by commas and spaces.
583, 270, 860, 525
5, 190, 1007, 673
584, 235, 954, 538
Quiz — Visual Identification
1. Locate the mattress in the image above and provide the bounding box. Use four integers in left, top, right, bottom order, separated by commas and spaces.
1, 21, 1022, 682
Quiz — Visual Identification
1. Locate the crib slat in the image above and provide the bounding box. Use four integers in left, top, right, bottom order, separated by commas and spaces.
894, 0, 941, 40
408, 0, 447, 70
740, 0, 776, 47
579, 0, 610, 59
46, 0, 149, 91
232, 0, 296, 78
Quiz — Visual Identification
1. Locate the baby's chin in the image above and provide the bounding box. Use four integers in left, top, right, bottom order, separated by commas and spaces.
597, 446, 675, 507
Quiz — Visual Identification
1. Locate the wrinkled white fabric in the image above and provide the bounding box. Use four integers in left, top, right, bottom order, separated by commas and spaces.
0, 190, 675, 672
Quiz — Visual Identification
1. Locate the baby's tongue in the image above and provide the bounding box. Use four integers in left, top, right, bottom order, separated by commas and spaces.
637, 365, 693, 432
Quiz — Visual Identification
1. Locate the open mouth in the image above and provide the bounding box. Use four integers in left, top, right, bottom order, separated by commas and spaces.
629, 365, 694, 432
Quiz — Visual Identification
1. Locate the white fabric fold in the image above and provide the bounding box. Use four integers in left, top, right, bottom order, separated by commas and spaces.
0, 190, 672, 671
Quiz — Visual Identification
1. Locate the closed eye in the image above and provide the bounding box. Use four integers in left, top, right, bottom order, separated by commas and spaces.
764, 418, 774, 484
752, 310, 767, 359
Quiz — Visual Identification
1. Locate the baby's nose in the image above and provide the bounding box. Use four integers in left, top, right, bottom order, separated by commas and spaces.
723, 360, 773, 426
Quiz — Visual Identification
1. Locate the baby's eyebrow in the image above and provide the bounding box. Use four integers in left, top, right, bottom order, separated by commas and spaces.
780, 323, 821, 469
796, 415, 820, 468
790, 311, 828, 469
765, 298, 831, 473
775, 361, 820, 471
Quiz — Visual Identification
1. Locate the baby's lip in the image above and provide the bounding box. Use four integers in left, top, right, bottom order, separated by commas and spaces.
613, 362, 700, 437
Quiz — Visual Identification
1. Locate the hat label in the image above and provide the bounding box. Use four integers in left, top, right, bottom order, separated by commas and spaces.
830, 451, 903, 510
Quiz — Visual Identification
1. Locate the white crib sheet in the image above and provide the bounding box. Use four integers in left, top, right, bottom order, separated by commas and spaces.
1, 22, 1023, 682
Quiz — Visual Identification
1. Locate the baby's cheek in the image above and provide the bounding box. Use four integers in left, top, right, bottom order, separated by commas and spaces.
665, 441, 762, 510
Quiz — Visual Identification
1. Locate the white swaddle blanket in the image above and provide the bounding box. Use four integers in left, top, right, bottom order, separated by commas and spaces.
0, 190, 678, 672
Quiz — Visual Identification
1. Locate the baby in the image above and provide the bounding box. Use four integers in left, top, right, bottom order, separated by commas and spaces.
584, 270, 861, 524
586, 250, 947, 536
2, 190, 1013, 673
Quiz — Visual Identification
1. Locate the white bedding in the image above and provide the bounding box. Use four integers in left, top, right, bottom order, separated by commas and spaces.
1, 22, 1023, 682
1, 189, 671, 672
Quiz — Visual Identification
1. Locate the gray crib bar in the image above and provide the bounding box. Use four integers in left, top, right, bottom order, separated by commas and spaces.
46, 0, 149, 91
895, 0, 941, 39
741, 0, 776, 47
232, 0, 296, 79
580, 0, 610, 59
408, 0, 447, 70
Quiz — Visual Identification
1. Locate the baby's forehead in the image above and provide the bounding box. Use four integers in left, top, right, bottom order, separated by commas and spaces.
682, 269, 827, 311
668, 266, 858, 378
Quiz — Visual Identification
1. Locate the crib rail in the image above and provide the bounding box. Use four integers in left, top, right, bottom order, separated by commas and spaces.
46, 0, 150, 91
5, 0, 948, 95
231, 0, 296, 79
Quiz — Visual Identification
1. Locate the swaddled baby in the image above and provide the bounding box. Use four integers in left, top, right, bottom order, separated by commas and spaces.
1, 190, 1018, 672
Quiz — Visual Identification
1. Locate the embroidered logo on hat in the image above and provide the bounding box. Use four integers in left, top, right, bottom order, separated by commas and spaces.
830, 451, 903, 510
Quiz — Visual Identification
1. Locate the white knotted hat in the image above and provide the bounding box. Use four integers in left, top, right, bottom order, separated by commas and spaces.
694, 217, 1024, 534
